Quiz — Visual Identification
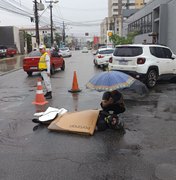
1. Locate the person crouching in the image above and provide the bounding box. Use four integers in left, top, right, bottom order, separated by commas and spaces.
96, 90, 126, 131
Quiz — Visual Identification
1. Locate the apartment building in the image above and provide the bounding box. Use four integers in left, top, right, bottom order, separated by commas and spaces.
100, 0, 150, 44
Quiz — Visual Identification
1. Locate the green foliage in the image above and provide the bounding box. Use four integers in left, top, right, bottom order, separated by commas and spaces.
23, 31, 30, 41
109, 31, 139, 46
43, 35, 50, 48
54, 32, 62, 46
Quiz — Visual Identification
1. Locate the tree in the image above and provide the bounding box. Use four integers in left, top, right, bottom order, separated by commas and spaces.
43, 34, 50, 48
23, 31, 32, 53
109, 31, 139, 46
54, 32, 62, 47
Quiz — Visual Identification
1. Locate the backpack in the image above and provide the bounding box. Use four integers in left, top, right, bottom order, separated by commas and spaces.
97, 111, 124, 131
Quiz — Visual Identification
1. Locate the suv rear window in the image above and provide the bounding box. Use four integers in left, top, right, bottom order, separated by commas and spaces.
113, 46, 143, 57
99, 49, 114, 54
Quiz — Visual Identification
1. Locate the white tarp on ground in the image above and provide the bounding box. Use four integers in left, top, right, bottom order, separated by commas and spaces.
34, 107, 68, 122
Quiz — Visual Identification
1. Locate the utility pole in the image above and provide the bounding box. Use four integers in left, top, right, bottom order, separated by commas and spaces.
49, 1, 53, 46
62, 21, 65, 45
34, 0, 40, 46
45, 0, 59, 47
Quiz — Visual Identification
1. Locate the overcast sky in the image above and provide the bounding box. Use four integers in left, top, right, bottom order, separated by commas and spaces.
0, 0, 108, 37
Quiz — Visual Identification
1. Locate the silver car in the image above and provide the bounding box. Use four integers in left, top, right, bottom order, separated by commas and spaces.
59, 47, 72, 57
93, 48, 114, 68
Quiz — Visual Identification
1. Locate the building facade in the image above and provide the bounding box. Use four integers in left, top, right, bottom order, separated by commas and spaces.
100, 0, 149, 44
124, 0, 176, 53
0, 26, 21, 53
20, 26, 62, 53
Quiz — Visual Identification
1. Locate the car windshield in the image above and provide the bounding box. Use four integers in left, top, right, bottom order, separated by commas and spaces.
60, 48, 69, 51
27, 51, 41, 57
114, 46, 143, 57
99, 49, 114, 54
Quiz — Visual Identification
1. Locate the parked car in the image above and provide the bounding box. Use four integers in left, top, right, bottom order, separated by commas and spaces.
23, 50, 65, 76
75, 46, 80, 50
82, 47, 89, 53
0, 45, 17, 58
93, 48, 114, 68
108, 44, 176, 88
59, 47, 72, 57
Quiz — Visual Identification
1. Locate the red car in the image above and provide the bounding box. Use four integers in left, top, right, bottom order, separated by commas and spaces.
0, 45, 17, 58
6, 47, 17, 57
23, 50, 65, 76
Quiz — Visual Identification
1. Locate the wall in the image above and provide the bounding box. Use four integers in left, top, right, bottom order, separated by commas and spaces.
19, 31, 25, 54
0, 26, 14, 46
167, 0, 176, 53
0, 26, 23, 53
134, 33, 153, 44
13, 26, 21, 53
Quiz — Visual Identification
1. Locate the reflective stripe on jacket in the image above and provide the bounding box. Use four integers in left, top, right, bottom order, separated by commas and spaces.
38, 52, 48, 70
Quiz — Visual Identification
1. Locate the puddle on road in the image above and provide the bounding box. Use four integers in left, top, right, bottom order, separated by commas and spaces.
0, 95, 28, 112
0, 120, 36, 149
0, 95, 25, 102
112, 130, 143, 156
125, 99, 158, 108
0, 55, 24, 75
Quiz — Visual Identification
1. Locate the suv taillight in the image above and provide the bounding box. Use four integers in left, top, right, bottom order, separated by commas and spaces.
137, 57, 146, 64
109, 57, 112, 63
98, 55, 104, 58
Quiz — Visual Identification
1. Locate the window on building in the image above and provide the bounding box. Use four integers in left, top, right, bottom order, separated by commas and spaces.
113, 9, 118, 12
128, 12, 153, 35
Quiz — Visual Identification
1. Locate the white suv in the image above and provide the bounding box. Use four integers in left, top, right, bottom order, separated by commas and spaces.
108, 44, 176, 88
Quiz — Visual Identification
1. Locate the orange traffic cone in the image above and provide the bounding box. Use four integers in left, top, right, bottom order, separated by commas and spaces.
68, 71, 81, 93
32, 78, 48, 105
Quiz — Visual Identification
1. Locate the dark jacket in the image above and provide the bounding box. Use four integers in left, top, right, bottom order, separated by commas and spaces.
100, 90, 125, 114
96, 90, 126, 131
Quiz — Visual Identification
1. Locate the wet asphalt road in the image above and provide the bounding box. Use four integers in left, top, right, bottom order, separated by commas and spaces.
0, 51, 176, 180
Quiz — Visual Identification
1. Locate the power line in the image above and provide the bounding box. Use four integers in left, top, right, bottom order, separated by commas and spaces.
0, 0, 104, 37
0, 0, 33, 16
0, 5, 31, 17
59, 5, 107, 11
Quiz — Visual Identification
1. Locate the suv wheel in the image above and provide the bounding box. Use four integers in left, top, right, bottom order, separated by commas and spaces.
146, 69, 158, 88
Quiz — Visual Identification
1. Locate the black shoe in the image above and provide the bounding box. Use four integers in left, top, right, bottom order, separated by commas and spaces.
45, 92, 52, 99
32, 118, 41, 124
44, 92, 49, 97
